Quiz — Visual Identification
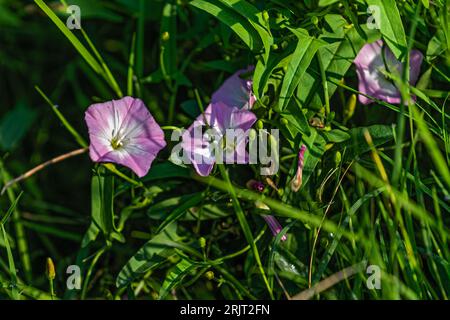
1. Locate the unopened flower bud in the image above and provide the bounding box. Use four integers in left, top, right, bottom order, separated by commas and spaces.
262, 215, 287, 241
344, 94, 356, 122
256, 120, 264, 130
246, 179, 265, 193
46, 257, 55, 280
161, 31, 170, 41
290, 144, 307, 192
255, 200, 270, 211
334, 151, 342, 165
199, 237, 206, 249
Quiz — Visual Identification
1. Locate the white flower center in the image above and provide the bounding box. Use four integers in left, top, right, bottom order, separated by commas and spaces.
110, 129, 128, 150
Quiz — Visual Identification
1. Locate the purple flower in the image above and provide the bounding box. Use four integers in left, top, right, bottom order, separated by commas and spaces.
251, 183, 286, 241
85, 96, 166, 177
290, 145, 307, 192
354, 40, 423, 105
211, 66, 256, 110
262, 215, 287, 241
246, 179, 265, 193
181, 102, 257, 176
255, 200, 287, 241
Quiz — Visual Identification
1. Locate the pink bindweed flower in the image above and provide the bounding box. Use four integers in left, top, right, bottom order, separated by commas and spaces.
211, 66, 256, 110
262, 214, 287, 241
181, 102, 257, 176
354, 40, 423, 105
251, 182, 286, 241
85, 96, 166, 177
290, 144, 307, 192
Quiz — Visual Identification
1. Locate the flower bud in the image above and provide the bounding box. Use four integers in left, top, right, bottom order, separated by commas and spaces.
290, 145, 307, 192
334, 151, 342, 165
205, 271, 214, 280
344, 94, 356, 122
262, 215, 287, 241
256, 119, 264, 130
246, 179, 265, 193
199, 237, 206, 249
161, 31, 170, 41
46, 257, 55, 280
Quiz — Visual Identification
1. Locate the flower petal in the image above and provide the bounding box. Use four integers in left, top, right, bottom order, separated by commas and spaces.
410, 49, 424, 85
211, 66, 256, 110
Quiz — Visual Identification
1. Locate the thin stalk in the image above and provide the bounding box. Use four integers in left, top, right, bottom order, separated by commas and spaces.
81, 247, 106, 299
127, 33, 136, 96
49, 278, 55, 300
1, 148, 88, 195
317, 52, 330, 116
35, 86, 87, 147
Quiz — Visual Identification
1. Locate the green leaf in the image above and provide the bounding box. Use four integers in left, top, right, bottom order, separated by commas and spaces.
340, 124, 394, 159
190, 0, 264, 52
280, 100, 311, 136
253, 42, 295, 99
89, 169, 122, 244
116, 224, 180, 288
217, 0, 273, 62
322, 128, 351, 143
298, 16, 379, 110
148, 194, 231, 221
366, 0, 407, 59
278, 29, 326, 111
155, 193, 205, 233
81, 221, 100, 248
426, 31, 446, 61
319, 0, 340, 6
159, 259, 197, 299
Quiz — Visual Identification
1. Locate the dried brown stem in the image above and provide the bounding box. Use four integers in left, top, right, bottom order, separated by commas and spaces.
1, 147, 88, 195
293, 262, 366, 300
